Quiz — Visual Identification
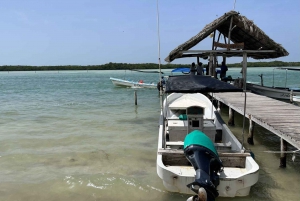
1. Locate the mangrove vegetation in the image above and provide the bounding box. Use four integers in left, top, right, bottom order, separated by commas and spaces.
1, 61, 299, 71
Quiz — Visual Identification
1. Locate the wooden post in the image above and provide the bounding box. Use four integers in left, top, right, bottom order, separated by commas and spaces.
212, 31, 222, 77
213, 56, 217, 78
134, 90, 137, 105
209, 53, 213, 76
228, 107, 235, 126
227, 16, 234, 47
239, 78, 244, 88
211, 30, 216, 50
241, 51, 248, 149
290, 90, 294, 103
223, 34, 227, 65
247, 117, 255, 145
214, 31, 222, 50
280, 138, 287, 168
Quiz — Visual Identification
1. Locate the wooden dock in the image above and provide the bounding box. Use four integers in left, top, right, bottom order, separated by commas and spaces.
211, 92, 300, 150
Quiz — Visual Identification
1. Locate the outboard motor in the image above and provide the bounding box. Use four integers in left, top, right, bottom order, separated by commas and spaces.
184, 130, 223, 201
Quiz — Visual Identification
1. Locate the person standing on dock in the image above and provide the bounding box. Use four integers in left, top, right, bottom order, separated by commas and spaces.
220, 61, 228, 80
190, 62, 196, 75
196, 57, 203, 75
157, 76, 165, 92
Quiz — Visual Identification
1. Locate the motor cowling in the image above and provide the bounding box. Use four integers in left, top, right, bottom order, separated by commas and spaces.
184, 130, 223, 201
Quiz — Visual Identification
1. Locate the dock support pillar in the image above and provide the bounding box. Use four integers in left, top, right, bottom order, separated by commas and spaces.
228, 107, 235, 126
280, 138, 287, 168
290, 90, 293, 103
247, 117, 255, 145
134, 90, 137, 105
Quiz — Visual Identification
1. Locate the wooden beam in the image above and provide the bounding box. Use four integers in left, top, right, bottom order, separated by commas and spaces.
214, 41, 244, 49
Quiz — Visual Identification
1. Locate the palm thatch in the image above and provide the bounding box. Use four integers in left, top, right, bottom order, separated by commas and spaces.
165, 10, 289, 62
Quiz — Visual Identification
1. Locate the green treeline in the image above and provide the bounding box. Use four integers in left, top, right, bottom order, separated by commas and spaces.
228, 61, 300, 67
0, 61, 299, 71
0, 63, 182, 71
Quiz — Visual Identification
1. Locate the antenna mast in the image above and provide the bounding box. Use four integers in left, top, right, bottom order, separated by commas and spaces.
157, 0, 164, 108
233, 0, 236, 10
157, 0, 162, 78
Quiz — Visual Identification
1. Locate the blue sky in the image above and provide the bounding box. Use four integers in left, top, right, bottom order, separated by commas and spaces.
0, 0, 299, 66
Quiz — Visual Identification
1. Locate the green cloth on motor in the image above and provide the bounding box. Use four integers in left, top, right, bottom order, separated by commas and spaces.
179, 114, 187, 120
184, 130, 218, 156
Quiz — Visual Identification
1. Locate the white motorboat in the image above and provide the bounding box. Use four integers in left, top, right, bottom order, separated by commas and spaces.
157, 75, 259, 201
110, 77, 156, 89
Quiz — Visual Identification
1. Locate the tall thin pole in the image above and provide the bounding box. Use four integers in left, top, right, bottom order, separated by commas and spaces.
157, 0, 161, 78
285, 69, 287, 88
272, 68, 275, 87
233, 0, 236, 10
157, 0, 163, 108
157, 0, 165, 150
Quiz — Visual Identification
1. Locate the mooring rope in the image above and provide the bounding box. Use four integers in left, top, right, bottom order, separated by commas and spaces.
263, 149, 300, 162
263, 150, 300, 154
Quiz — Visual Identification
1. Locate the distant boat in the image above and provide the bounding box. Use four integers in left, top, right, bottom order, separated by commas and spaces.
171, 67, 190, 74
246, 83, 300, 99
171, 67, 221, 75
246, 67, 300, 100
110, 77, 156, 89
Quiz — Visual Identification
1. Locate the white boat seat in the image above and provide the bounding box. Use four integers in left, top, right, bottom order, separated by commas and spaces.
165, 141, 184, 149
165, 141, 232, 152
215, 142, 232, 150
166, 141, 184, 146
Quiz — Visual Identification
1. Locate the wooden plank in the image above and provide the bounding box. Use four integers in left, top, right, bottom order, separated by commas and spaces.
158, 148, 183, 155
263, 120, 300, 123
246, 113, 296, 118
274, 124, 300, 128
218, 152, 250, 157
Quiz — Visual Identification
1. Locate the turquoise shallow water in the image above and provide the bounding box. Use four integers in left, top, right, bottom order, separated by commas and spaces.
0, 68, 299, 201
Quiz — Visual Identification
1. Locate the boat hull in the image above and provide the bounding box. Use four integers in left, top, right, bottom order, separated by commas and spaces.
246, 83, 300, 100
110, 77, 156, 89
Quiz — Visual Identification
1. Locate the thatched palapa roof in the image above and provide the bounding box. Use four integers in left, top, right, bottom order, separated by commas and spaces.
165, 11, 289, 62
